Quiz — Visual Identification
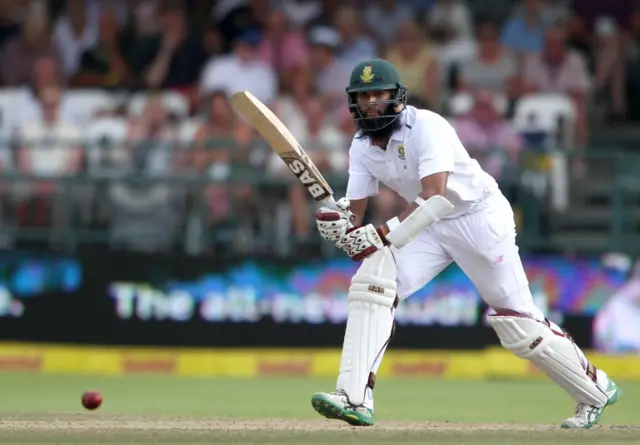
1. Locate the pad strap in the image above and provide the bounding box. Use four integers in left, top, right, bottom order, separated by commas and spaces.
488, 313, 609, 406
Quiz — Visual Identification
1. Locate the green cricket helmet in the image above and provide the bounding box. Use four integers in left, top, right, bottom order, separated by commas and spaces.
346, 59, 408, 133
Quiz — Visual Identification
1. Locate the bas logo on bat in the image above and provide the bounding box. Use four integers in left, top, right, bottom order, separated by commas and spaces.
281, 151, 330, 201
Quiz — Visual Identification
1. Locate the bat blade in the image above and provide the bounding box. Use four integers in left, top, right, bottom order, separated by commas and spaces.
230, 90, 335, 206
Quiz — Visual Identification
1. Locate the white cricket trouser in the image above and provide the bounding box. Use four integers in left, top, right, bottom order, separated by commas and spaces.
356, 192, 605, 411
393, 191, 544, 320
360, 192, 547, 409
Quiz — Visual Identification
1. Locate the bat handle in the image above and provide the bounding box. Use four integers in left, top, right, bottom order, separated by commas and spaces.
320, 196, 337, 209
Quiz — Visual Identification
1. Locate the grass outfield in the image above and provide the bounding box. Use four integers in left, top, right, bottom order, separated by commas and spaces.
0, 373, 637, 444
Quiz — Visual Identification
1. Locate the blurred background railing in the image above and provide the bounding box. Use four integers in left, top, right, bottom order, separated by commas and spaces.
0, 138, 638, 257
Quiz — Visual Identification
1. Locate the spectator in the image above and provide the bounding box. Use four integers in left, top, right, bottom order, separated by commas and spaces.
274, 63, 313, 137
363, 0, 414, 47
501, 0, 547, 59
427, 0, 474, 45
427, 0, 476, 77
459, 20, 521, 99
523, 24, 590, 148
307, 26, 351, 118
306, 0, 342, 29
125, 94, 177, 177
200, 28, 277, 106
193, 91, 235, 178
280, 0, 323, 29
203, 26, 224, 58
12, 84, 83, 237
212, 0, 271, 53
0, 0, 21, 50
223, 120, 263, 220
53, 0, 99, 78
452, 89, 523, 181
1, 3, 62, 87
17, 56, 112, 128
400, 0, 437, 15
71, 7, 132, 88
13, 57, 75, 130
126, 0, 160, 38
565, 15, 594, 73
538, 0, 570, 24
19, 85, 83, 178
107, 94, 182, 252
117, 0, 160, 73
257, 9, 309, 92
192, 90, 234, 226
628, 8, 640, 68
626, 7, 640, 120
385, 19, 439, 108
16, 84, 83, 234
133, 3, 207, 91
567, 2, 631, 121
334, 7, 377, 67
88, 0, 135, 29
299, 96, 346, 170
271, 95, 345, 173
268, 96, 345, 239
191, 92, 261, 234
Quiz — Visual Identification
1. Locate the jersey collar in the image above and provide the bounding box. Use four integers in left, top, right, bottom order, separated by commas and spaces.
389, 108, 409, 142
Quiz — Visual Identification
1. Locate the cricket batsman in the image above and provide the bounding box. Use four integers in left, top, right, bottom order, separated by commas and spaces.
311, 59, 622, 428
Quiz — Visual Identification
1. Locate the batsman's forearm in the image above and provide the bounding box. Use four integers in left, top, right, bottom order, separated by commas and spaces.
381, 187, 441, 233
348, 198, 368, 226
378, 194, 454, 249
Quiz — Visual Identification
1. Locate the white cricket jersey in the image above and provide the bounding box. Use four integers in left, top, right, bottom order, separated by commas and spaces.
345, 106, 499, 218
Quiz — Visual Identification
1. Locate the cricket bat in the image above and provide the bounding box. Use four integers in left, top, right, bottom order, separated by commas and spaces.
230, 90, 336, 208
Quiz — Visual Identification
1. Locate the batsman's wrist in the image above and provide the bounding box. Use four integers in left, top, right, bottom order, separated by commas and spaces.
376, 225, 391, 246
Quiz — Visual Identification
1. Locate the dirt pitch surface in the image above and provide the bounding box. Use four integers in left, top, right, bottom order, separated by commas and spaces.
0, 414, 637, 444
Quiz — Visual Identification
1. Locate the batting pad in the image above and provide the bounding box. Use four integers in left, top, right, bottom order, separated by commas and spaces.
488, 314, 608, 407
337, 247, 397, 407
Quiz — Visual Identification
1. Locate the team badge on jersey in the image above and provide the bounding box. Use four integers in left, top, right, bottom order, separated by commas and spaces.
397, 145, 405, 160
360, 66, 374, 83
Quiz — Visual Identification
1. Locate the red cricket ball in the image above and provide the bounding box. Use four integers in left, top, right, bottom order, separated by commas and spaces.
81, 391, 102, 410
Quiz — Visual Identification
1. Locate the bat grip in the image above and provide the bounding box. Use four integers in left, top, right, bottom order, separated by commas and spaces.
320, 196, 337, 209
320, 195, 354, 229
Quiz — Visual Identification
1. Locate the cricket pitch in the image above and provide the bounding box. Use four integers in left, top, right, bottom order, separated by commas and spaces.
1, 414, 638, 444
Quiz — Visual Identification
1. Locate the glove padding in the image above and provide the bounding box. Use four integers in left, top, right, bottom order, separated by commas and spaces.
336, 224, 388, 261
315, 197, 353, 242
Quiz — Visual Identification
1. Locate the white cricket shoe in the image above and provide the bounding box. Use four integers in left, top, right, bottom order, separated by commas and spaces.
311, 392, 374, 426
560, 373, 622, 429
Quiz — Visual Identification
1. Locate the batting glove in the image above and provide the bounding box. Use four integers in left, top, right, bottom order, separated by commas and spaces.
336, 224, 390, 261
315, 197, 354, 242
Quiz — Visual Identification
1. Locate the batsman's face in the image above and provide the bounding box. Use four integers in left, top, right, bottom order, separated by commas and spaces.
356, 90, 392, 117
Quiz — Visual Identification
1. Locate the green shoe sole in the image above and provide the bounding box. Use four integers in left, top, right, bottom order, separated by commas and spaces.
560, 381, 622, 429
311, 393, 374, 427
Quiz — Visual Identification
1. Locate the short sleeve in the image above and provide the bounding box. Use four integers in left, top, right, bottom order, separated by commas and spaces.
345, 142, 378, 200
200, 61, 220, 94
500, 20, 519, 50
522, 54, 541, 87
567, 52, 591, 92
503, 54, 517, 77
416, 116, 455, 179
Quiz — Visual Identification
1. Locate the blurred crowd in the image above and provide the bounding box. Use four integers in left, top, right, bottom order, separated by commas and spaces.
0, 0, 637, 253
